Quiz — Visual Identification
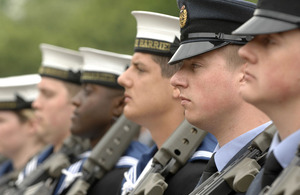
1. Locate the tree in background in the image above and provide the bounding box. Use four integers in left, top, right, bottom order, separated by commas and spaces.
0, 0, 257, 76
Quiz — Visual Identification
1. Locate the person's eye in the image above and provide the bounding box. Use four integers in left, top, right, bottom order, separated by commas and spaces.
264, 36, 277, 45
191, 63, 202, 70
83, 86, 92, 95
135, 65, 145, 73
41, 90, 54, 98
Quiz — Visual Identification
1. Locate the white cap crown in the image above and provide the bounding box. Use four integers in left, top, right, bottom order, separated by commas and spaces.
39, 43, 83, 84
132, 11, 180, 57
79, 47, 131, 88
0, 74, 41, 110
132, 11, 180, 42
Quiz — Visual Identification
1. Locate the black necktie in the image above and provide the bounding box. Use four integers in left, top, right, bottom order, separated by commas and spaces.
198, 153, 217, 184
261, 151, 283, 188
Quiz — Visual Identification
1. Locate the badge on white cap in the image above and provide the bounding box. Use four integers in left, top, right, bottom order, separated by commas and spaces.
79, 47, 131, 89
132, 11, 180, 57
39, 43, 83, 84
0, 74, 41, 110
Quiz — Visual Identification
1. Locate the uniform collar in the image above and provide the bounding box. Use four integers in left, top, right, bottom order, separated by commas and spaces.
270, 129, 300, 168
214, 121, 272, 171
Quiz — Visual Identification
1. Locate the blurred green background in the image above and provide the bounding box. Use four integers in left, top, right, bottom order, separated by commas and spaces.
0, 0, 257, 77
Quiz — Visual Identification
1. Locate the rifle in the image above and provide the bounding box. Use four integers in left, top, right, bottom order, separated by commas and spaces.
259, 144, 300, 195
65, 114, 140, 195
127, 119, 208, 195
0, 171, 19, 194
189, 123, 277, 195
4, 135, 90, 195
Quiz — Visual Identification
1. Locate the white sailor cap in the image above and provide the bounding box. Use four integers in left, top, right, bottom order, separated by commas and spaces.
79, 47, 131, 89
132, 10, 180, 57
0, 74, 41, 110
39, 43, 83, 84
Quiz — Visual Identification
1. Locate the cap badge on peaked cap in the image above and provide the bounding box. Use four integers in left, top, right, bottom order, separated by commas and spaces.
169, 0, 256, 65
180, 5, 187, 28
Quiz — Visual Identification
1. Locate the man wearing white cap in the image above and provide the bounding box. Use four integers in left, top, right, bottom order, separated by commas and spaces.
0, 74, 46, 186
33, 43, 83, 153
233, 0, 300, 194
5, 44, 85, 190
118, 11, 217, 195
52, 48, 148, 195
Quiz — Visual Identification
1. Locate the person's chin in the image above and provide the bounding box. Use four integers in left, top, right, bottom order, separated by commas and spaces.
240, 87, 257, 105
124, 108, 140, 122
70, 126, 80, 135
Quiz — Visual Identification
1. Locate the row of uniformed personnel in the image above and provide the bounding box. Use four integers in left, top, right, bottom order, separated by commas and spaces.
0, 0, 299, 194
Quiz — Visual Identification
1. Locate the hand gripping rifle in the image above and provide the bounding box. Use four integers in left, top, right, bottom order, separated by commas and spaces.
259, 144, 300, 195
189, 123, 277, 195
65, 114, 140, 195
5, 135, 91, 195
127, 120, 208, 195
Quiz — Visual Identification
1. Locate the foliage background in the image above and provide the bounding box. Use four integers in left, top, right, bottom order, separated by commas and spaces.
0, 0, 257, 77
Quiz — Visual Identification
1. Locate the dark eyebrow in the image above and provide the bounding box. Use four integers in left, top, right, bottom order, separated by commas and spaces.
277, 32, 284, 37
132, 61, 146, 67
39, 87, 51, 93
268, 32, 283, 39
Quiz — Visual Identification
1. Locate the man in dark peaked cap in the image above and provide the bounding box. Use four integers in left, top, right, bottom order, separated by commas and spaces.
170, 0, 272, 192
233, 0, 300, 194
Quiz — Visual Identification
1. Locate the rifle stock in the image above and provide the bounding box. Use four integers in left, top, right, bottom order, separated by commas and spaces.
66, 114, 140, 195
189, 123, 277, 195
0, 171, 19, 194
128, 120, 208, 195
0, 171, 19, 187
5, 136, 90, 195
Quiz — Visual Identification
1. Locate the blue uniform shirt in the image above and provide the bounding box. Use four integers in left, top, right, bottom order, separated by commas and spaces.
121, 133, 217, 194
53, 141, 148, 195
0, 160, 14, 177
15, 145, 54, 185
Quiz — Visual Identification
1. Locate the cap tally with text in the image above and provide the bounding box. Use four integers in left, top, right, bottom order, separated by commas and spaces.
132, 10, 180, 57
0, 74, 41, 110
39, 43, 83, 84
233, 0, 300, 35
169, 0, 256, 64
79, 47, 131, 89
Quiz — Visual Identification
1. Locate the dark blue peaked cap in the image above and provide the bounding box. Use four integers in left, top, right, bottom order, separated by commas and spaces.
233, 0, 300, 35
169, 0, 255, 64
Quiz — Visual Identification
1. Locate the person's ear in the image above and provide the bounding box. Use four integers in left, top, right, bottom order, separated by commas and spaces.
112, 96, 125, 117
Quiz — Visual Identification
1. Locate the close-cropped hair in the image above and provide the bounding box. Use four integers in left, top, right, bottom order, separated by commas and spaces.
151, 55, 181, 78
221, 44, 245, 70
15, 108, 35, 123
62, 82, 81, 100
